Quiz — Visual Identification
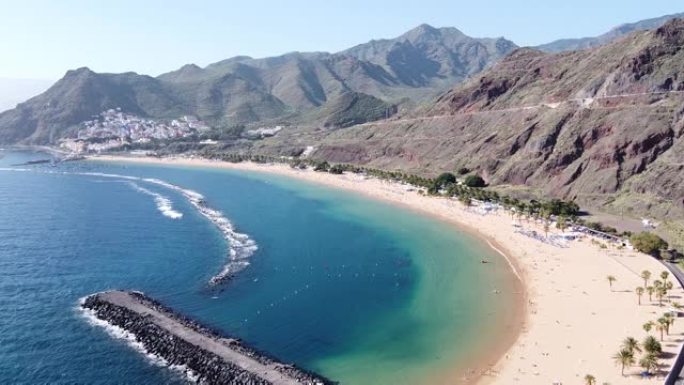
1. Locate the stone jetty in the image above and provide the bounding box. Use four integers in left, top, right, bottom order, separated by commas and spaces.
81, 291, 335, 385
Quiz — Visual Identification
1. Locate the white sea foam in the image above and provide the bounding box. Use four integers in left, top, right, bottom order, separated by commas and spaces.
140, 178, 258, 284
77, 298, 199, 382
0, 167, 258, 285
128, 182, 183, 219
0, 167, 31, 172
82, 173, 259, 284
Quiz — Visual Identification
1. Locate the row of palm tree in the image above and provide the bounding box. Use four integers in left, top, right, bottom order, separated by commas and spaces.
634, 270, 675, 307
200, 153, 684, 258
613, 336, 662, 376
206, 152, 584, 222
643, 312, 676, 341
609, 270, 673, 304
605, 269, 680, 378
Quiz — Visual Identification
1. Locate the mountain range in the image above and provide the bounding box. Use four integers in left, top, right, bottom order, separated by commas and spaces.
2, 12, 684, 245
537, 12, 684, 52
3, 13, 684, 145
0, 24, 517, 144
253, 18, 684, 246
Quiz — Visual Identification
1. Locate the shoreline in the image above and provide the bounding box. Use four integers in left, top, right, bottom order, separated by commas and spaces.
88, 154, 684, 385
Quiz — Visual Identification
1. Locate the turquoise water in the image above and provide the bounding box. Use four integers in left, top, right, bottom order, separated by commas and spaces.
0, 150, 517, 385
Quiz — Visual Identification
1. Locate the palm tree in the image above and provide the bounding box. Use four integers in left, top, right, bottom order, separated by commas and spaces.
613, 348, 635, 376
643, 321, 654, 334
636, 287, 644, 305
661, 271, 670, 281
647, 286, 655, 301
622, 337, 641, 355
656, 319, 667, 341
643, 335, 662, 354
607, 275, 616, 290
584, 374, 596, 385
666, 312, 677, 328
641, 270, 652, 288
556, 215, 568, 231
666, 281, 674, 302
663, 313, 675, 334
639, 353, 659, 375
654, 280, 663, 289
657, 287, 667, 306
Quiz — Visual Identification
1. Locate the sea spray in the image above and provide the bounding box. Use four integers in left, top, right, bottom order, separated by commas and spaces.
140, 177, 258, 285
80, 291, 333, 385
127, 182, 183, 220
78, 297, 201, 383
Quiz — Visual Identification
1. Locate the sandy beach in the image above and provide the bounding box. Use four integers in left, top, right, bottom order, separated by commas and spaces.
91, 154, 684, 385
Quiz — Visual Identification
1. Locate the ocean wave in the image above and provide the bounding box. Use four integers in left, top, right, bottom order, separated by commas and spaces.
77, 298, 200, 382
140, 178, 258, 285
127, 182, 183, 220
0, 167, 257, 286
0, 167, 31, 172
80, 173, 258, 285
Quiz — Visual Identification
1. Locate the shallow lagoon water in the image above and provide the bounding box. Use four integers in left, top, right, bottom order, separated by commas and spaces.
0, 151, 516, 384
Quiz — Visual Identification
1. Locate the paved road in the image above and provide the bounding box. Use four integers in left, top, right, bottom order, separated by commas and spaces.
100, 291, 307, 385
665, 262, 684, 288
662, 262, 684, 385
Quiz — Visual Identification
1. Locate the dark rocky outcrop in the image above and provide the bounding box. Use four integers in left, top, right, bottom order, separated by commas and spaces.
82, 291, 334, 385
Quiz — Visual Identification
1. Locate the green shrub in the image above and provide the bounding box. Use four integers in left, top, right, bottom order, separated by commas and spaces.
313, 161, 330, 172
435, 172, 457, 187
463, 175, 486, 188
630, 232, 668, 257
329, 164, 345, 174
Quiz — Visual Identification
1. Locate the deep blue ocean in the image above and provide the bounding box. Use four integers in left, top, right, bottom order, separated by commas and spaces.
0, 150, 516, 385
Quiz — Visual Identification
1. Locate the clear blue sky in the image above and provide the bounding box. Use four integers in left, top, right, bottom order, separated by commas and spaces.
2, 0, 681, 79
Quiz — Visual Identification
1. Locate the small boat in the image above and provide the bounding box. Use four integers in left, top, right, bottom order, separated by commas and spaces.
481, 259, 490, 264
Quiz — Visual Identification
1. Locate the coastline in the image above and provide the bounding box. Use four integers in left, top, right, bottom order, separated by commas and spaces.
89, 154, 684, 385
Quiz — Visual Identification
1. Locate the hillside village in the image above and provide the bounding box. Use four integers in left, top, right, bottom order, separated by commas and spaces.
59, 109, 211, 153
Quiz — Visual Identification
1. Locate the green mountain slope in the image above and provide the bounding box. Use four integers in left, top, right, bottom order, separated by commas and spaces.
0, 25, 517, 144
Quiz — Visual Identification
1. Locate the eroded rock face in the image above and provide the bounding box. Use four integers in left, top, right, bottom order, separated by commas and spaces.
274, 19, 684, 217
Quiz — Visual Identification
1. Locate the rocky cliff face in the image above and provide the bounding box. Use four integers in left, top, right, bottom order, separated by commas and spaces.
264, 20, 684, 222
537, 12, 684, 53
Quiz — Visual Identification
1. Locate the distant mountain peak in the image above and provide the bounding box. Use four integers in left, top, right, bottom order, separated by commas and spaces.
400, 23, 465, 42
537, 13, 684, 52
65, 67, 95, 77
180, 63, 202, 70
0, 23, 518, 144
656, 17, 684, 39
405, 23, 439, 35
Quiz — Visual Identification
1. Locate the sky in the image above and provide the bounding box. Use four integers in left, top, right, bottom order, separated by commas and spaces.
1, 0, 682, 80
